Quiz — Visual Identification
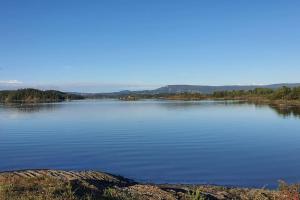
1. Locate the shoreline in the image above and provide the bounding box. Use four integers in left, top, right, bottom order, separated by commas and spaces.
1, 169, 298, 200
2, 97, 300, 105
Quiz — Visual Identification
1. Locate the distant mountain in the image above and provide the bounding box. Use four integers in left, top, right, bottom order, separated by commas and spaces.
152, 83, 300, 94
82, 83, 300, 97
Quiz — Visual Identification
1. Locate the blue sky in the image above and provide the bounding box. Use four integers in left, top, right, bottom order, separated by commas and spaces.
0, 0, 300, 92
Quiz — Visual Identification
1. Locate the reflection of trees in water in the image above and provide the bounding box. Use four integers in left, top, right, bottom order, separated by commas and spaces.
1, 103, 63, 113
269, 106, 300, 118
246, 102, 300, 118
156, 100, 300, 119
154, 100, 252, 111
1, 100, 300, 118
249, 102, 300, 118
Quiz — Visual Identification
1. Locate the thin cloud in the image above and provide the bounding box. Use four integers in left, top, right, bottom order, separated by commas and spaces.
0, 80, 23, 84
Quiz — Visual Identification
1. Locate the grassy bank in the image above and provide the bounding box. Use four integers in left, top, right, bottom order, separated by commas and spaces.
0, 170, 299, 200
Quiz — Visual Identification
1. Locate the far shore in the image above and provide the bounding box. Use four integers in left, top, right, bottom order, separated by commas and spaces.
2, 87, 300, 107
2, 96, 300, 107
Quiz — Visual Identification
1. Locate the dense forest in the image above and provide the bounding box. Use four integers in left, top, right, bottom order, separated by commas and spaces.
1, 86, 300, 103
212, 86, 300, 100
0, 89, 84, 103
116, 86, 300, 102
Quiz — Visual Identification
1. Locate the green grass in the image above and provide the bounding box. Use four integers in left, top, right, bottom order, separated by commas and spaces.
102, 188, 135, 200
188, 189, 206, 200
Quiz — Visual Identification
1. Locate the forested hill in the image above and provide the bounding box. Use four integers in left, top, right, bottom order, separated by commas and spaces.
153, 83, 300, 94
0, 89, 84, 103
85, 83, 300, 97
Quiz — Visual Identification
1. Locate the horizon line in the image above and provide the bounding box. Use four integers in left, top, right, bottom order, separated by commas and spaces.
1, 82, 300, 93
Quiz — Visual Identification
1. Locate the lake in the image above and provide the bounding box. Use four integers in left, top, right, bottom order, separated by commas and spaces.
1, 100, 300, 188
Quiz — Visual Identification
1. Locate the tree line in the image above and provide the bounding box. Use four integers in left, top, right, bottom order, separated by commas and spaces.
0, 88, 84, 103
116, 86, 300, 101
1, 86, 300, 103
212, 86, 300, 100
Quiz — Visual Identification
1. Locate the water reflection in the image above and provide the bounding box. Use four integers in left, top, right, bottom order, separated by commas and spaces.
156, 100, 300, 119
0, 103, 63, 113
269, 105, 300, 118
155, 100, 248, 110
1, 99, 300, 188
1, 100, 300, 119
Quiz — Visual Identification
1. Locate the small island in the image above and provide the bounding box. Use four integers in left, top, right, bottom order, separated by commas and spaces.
119, 95, 138, 101
0, 88, 84, 103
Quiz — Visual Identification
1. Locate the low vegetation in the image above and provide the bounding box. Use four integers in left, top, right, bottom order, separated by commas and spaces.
0, 88, 84, 103
0, 170, 299, 200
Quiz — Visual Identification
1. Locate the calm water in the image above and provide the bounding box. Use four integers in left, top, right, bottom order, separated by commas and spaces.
1, 100, 300, 188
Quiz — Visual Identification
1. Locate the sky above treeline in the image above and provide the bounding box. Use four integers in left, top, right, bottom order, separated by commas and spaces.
0, 0, 300, 92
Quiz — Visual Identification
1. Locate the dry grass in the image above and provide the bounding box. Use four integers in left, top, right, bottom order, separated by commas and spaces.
277, 180, 300, 200
0, 175, 78, 200
0, 175, 133, 200
0, 170, 299, 200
